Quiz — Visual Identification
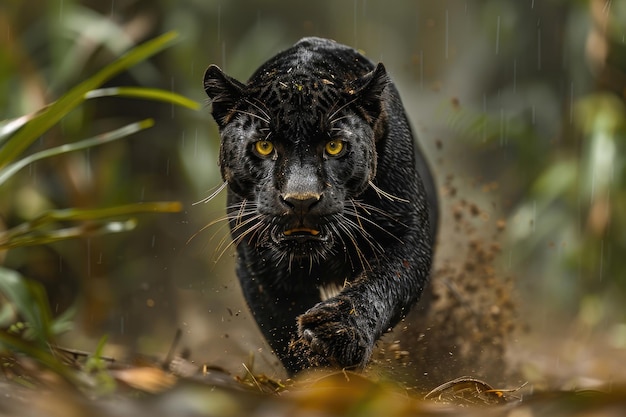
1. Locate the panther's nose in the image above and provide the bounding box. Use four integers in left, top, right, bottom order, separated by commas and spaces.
281, 193, 321, 215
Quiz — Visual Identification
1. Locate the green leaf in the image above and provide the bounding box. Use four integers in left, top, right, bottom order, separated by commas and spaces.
85, 334, 110, 373
26, 201, 183, 224
0, 31, 179, 169
85, 87, 200, 110
0, 267, 53, 343
0, 118, 155, 187
0, 219, 138, 249
0, 201, 182, 250
85, 334, 117, 394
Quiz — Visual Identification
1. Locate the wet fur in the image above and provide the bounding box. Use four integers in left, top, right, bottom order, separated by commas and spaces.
203, 37, 437, 374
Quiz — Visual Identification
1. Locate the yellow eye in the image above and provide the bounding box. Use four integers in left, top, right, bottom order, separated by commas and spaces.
325, 140, 345, 156
254, 140, 274, 156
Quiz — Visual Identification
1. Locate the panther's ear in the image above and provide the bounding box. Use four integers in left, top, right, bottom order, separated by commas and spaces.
204, 65, 246, 127
350, 63, 390, 126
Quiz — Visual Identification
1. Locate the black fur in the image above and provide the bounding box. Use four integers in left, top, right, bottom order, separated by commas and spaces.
204, 37, 437, 374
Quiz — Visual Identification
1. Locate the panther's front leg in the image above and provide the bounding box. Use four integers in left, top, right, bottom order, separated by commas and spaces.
293, 238, 431, 370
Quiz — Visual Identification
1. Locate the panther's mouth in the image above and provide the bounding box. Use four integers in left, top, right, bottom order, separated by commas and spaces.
271, 225, 331, 260
283, 227, 320, 237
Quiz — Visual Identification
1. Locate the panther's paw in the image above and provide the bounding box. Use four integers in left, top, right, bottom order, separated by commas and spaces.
295, 296, 373, 370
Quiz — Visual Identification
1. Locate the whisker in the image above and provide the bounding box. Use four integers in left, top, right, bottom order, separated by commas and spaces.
340, 201, 402, 263
230, 213, 263, 237
247, 218, 272, 247
221, 207, 262, 246
288, 252, 295, 274
274, 242, 288, 267
193, 181, 228, 205
224, 200, 258, 213
328, 97, 359, 124
328, 114, 353, 125
244, 98, 272, 123
344, 206, 405, 245
235, 199, 249, 228
187, 214, 232, 245
368, 180, 410, 203
328, 222, 356, 270
340, 214, 385, 260
216, 215, 264, 262
235, 219, 265, 247
329, 128, 354, 139
350, 200, 403, 221
335, 217, 372, 272
308, 251, 314, 275
191, 197, 260, 260
349, 200, 366, 232
186, 204, 253, 245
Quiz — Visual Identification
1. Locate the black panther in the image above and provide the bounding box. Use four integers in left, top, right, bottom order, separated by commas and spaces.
203, 37, 437, 375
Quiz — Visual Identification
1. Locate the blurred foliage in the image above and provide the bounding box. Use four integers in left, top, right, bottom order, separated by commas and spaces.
0, 266, 73, 343
1, 1, 626, 415
433, 0, 626, 327
496, 0, 626, 325
0, 0, 207, 351
0, 30, 198, 381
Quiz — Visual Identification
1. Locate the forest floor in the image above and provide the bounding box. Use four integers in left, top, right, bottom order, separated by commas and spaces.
2, 337, 626, 417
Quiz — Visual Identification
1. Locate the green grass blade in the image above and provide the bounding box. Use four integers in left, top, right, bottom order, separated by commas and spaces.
85, 87, 200, 110
0, 220, 137, 249
28, 201, 183, 224
0, 31, 179, 169
0, 118, 154, 187
0, 202, 182, 249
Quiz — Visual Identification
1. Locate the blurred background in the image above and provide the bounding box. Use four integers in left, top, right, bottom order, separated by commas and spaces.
1, 0, 625, 386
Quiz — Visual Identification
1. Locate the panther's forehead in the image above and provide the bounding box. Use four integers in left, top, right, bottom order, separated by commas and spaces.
247, 71, 349, 140
232, 38, 381, 144
254, 71, 345, 115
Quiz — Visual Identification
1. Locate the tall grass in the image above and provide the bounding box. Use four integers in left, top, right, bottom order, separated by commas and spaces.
0, 31, 198, 382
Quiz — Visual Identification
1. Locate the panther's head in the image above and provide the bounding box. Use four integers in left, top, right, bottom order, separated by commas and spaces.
204, 53, 389, 264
